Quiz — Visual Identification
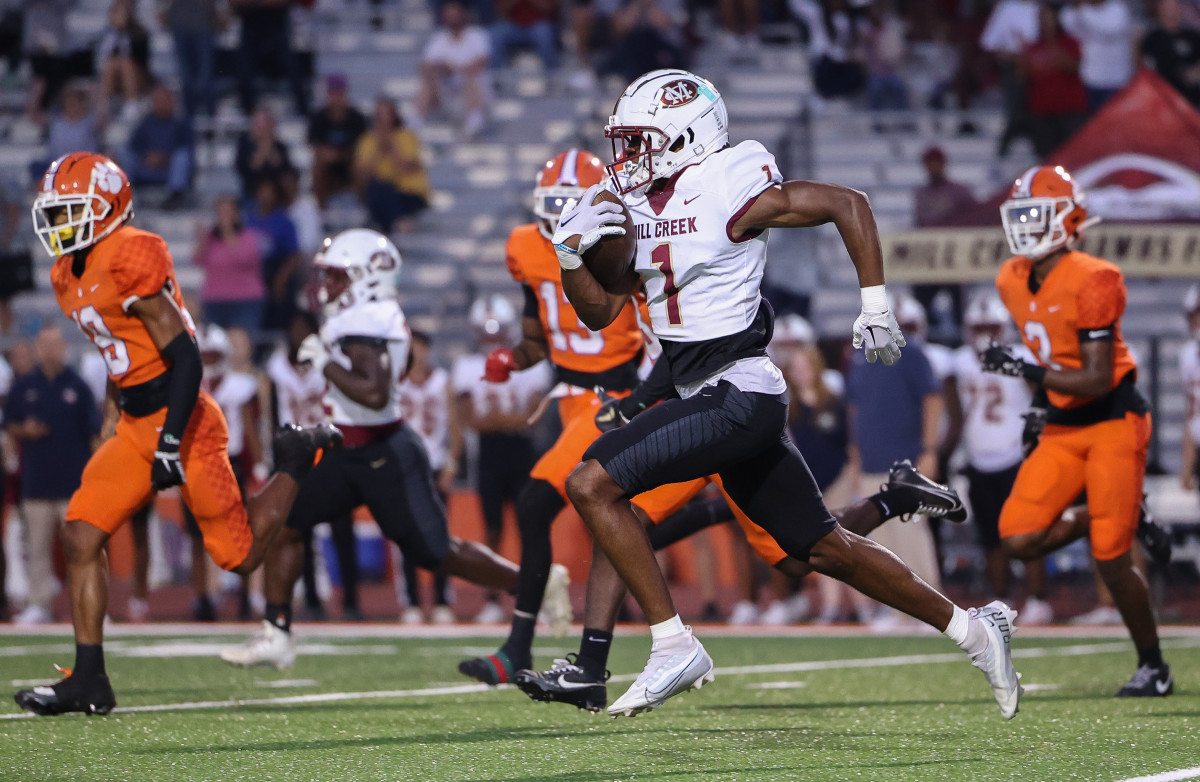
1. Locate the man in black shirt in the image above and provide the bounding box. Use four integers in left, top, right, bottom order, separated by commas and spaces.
1141, 0, 1200, 105
307, 74, 367, 207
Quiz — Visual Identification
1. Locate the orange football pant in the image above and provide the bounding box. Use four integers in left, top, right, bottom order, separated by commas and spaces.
532, 390, 788, 565
67, 391, 252, 570
999, 412, 1150, 561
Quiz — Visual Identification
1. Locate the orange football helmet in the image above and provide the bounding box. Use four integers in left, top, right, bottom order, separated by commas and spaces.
1000, 165, 1090, 260
32, 152, 134, 258
533, 148, 606, 240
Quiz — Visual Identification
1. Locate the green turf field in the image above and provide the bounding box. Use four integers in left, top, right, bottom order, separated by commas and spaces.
1, 628, 1197, 782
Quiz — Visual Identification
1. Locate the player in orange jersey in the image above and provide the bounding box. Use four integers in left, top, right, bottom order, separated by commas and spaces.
987, 165, 1172, 697
14, 152, 341, 717
458, 149, 967, 706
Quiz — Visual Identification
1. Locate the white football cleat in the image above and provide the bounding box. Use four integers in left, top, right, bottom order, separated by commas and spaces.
400, 606, 425, 626
967, 600, 1023, 719
539, 564, 572, 637
429, 605, 456, 625
607, 629, 715, 717
474, 601, 506, 624
1019, 596, 1053, 626
726, 600, 760, 625
219, 620, 297, 669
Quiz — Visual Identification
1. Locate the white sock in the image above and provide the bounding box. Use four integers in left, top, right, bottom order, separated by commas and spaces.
649, 615, 687, 649
945, 605, 988, 656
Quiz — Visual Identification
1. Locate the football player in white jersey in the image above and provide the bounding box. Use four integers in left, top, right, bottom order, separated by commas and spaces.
1181, 285, 1200, 493
221, 230, 549, 668
953, 294, 1052, 625
395, 329, 458, 623
551, 69, 1022, 718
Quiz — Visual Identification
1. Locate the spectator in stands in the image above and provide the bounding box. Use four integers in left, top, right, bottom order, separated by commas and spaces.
194, 194, 268, 332
1061, 0, 1134, 114
597, 0, 689, 84
1142, 0, 1200, 106
1022, 5, 1087, 157
354, 97, 430, 234
416, 1, 492, 138
279, 169, 323, 257
715, 0, 761, 52
125, 84, 194, 210
792, 0, 867, 100
236, 107, 295, 200
863, 0, 909, 110
979, 0, 1039, 156
32, 81, 103, 182
97, 0, 152, 122
307, 74, 368, 208
23, 0, 87, 116
4, 326, 98, 626
244, 178, 301, 331
846, 315, 944, 626
913, 146, 977, 227
160, 0, 223, 118
492, 0, 560, 72
232, 0, 309, 116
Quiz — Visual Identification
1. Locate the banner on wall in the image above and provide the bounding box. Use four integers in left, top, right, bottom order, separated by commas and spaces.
883, 224, 1200, 283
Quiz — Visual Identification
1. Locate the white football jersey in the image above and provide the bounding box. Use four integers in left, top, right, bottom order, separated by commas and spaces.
398, 367, 451, 470
623, 140, 786, 397
207, 371, 259, 458
320, 299, 410, 427
1181, 340, 1200, 443
266, 348, 327, 427
953, 344, 1034, 472
925, 342, 956, 383
451, 354, 552, 421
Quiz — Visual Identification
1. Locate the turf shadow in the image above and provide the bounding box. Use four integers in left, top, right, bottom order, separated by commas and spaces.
466, 757, 981, 782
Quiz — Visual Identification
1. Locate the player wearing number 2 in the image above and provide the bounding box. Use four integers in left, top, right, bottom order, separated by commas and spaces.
986, 165, 1172, 697
554, 69, 1023, 719
15, 152, 341, 716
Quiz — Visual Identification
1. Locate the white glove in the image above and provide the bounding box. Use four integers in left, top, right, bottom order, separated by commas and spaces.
852, 309, 905, 365
552, 183, 628, 271
297, 333, 330, 373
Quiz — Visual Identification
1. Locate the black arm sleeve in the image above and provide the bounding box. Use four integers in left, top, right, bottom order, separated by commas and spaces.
521, 284, 540, 319
158, 331, 202, 448
618, 357, 677, 420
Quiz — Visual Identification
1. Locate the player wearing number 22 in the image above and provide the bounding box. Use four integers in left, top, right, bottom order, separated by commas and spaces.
14, 152, 341, 717
553, 69, 1023, 719
988, 165, 1173, 697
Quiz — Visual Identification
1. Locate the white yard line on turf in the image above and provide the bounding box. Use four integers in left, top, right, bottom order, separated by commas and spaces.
1116, 768, 1200, 782
4, 636, 1198, 721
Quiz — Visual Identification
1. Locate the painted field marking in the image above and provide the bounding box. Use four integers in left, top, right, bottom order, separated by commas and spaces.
5, 636, 1196, 721
746, 681, 808, 690
253, 679, 319, 689
1116, 768, 1200, 782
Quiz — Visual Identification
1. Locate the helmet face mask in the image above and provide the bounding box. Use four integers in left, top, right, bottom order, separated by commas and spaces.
1000, 196, 1076, 260
32, 153, 132, 258
532, 148, 605, 239
310, 229, 401, 318
604, 70, 729, 196
532, 186, 585, 238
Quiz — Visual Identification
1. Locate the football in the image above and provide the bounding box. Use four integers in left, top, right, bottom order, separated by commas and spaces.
562, 188, 636, 289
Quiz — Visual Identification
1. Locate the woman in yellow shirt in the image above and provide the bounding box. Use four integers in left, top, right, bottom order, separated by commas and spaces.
354, 97, 430, 233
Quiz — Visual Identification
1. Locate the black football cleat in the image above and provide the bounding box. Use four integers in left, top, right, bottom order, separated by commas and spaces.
885, 460, 967, 523
273, 423, 344, 463
1116, 663, 1173, 697
1136, 499, 1172, 566
14, 671, 116, 716
458, 650, 524, 686
514, 654, 608, 713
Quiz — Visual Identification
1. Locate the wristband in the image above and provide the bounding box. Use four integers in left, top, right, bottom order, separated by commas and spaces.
555, 244, 583, 271
860, 284, 888, 313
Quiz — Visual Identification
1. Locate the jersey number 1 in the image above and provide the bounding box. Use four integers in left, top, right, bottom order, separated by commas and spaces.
650, 243, 683, 327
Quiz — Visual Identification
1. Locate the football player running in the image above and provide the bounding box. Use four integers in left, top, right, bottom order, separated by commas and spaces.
553, 70, 1023, 719
986, 166, 1172, 696
16, 153, 341, 716
220, 229, 552, 668
457, 149, 966, 692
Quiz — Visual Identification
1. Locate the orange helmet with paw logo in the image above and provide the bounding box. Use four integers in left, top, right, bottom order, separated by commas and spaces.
32, 152, 134, 257
532, 148, 605, 240
1000, 165, 1093, 260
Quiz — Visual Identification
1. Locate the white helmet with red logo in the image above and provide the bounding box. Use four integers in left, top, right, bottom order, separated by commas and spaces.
964, 292, 1011, 352
469, 294, 517, 344
605, 69, 729, 196
533, 148, 607, 240
312, 228, 401, 317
